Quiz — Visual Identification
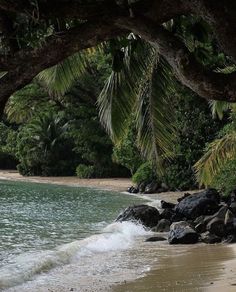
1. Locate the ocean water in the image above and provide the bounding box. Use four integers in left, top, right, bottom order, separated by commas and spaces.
0, 180, 153, 291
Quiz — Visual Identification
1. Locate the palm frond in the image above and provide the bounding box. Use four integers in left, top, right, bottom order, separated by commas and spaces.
194, 132, 236, 186
209, 100, 231, 120
5, 83, 48, 124
98, 37, 156, 142
214, 65, 236, 74
135, 57, 176, 172
37, 52, 89, 97
98, 70, 135, 141
98, 36, 176, 170
0, 71, 7, 79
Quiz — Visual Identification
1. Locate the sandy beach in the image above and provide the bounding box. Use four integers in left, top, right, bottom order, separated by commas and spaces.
1, 170, 236, 292
0, 170, 132, 192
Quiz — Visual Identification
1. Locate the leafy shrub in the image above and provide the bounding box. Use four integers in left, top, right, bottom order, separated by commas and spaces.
16, 111, 80, 176
163, 89, 225, 190
163, 164, 195, 191
132, 162, 156, 185
112, 118, 143, 175
211, 158, 236, 196
76, 164, 95, 178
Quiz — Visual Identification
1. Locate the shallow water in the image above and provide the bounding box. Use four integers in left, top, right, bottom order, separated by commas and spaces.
0, 180, 145, 290
1, 180, 236, 292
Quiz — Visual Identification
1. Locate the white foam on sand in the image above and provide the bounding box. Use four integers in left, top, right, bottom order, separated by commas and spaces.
2, 221, 153, 291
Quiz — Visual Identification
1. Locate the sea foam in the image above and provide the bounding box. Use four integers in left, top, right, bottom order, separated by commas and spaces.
0, 221, 151, 290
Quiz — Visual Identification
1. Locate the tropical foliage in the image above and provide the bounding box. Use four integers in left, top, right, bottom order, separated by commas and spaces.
112, 118, 143, 175
132, 162, 156, 185
15, 111, 78, 176
195, 108, 236, 191
210, 159, 236, 196
0, 14, 233, 193
162, 89, 224, 190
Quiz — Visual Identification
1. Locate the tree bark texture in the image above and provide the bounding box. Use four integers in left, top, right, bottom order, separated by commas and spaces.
0, 0, 235, 110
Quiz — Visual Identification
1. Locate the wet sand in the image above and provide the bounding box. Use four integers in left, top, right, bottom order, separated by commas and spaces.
114, 191, 236, 292
1, 170, 236, 291
114, 243, 236, 292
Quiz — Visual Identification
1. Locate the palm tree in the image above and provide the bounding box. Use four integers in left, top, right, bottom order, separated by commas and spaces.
194, 101, 236, 186
25, 111, 69, 156
5, 83, 59, 124
36, 36, 177, 173
16, 111, 71, 175
17, 15, 233, 176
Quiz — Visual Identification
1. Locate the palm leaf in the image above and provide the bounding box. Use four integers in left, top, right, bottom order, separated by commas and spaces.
98, 37, 156, 142
135, 57, 176, 172
37, 52, 89, 97
209, 100, 231, 120
98, 36, 176, 169
5, 83, 48, 124
98, 70, 136, 140
0, 71, 7, 79
194, 132, 236, 186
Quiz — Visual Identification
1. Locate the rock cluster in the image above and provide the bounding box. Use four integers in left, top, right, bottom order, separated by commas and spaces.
127, 181, 168, 194
116, 189, 236, 244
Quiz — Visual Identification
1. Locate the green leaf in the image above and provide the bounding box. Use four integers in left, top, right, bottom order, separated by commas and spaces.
37, 52, 89, 97
194, 132, 236, 186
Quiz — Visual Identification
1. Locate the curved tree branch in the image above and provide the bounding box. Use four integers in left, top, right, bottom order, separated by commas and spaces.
0, 0, 236, 113
0, 20, 125, 111
115, 16, 236, 102
198, 0, 236, 63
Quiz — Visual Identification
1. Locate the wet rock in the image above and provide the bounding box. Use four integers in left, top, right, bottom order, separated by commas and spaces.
194, 215, 205, 225
168, 221, 199, 244
229, 202, 236, 215
145, 236, 166, 242
205, 206, 233, 237
194, 216, 207, 233
127, 186, 139, 194
224, 209, 235, 234
171, 212, 187, 223
177, 192, 191, 202
223, 234, 236, 243
160, 208, 175, 220
226, 191, 236, 205
161, 200, 175, 209
116, 205, 160, 228
195, 222, 205, 233
194, 215, 213, 233
200, 231, 221, 244
216, 206, 229, 219
144, 181, 159, 194
152, 219, 171, 232
206, 217, 225, 237
174, 189, 220, 219
137, 182, 147, 193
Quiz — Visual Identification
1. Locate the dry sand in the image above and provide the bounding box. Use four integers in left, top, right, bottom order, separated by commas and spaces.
0, 170, 131, 192
1, 170, 236, 292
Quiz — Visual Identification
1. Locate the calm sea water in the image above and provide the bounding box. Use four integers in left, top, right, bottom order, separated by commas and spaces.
0, 180, 148, 290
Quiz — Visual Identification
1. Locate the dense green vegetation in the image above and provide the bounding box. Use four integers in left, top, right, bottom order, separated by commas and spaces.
163, 89, 224, 190
0, 78, 224, 188
0, 9, 236, 195
195, 106, 236, 195
0, 70, 129, 177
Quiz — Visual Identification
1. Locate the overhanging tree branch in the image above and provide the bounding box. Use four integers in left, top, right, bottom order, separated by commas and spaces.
116, 16, 236, 102
0, 20, 125, 111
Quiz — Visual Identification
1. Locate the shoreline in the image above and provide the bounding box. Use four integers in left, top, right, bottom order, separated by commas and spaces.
1, 170, 236, 291
0, 170, 132, 193
114, 243, 236, 292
